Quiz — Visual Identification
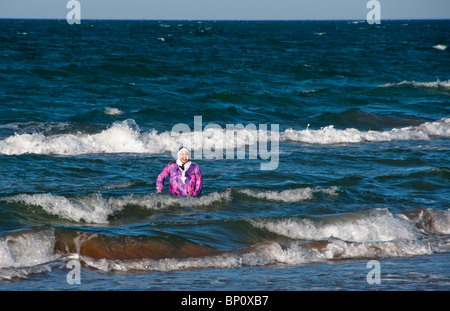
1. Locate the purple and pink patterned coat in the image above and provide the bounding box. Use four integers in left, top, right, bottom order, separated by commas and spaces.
156, 161, 203, 196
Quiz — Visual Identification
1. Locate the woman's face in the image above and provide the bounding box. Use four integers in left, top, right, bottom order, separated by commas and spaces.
179, 150, 189, 164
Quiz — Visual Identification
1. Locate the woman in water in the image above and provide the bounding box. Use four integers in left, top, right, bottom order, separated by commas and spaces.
156, 147, 203, 196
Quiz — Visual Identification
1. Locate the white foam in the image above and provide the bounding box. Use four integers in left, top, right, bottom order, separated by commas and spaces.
0, 120, 147, 155
0, 228, 57, 269
282, 118, 450, 145
1, 210, 447, 275
320, 238, 437, 260
0, 120, 190, 155
79, 231, 450, 272
299, 89, 319, 94
238, 186, 338, 203
80, 207, 448, 273
2, 191, 232, 224
104, 107, 123, 116
80, 242, 303, 272
250, 209, 417, 242
0, 207, 441, 274
433, 44, 447, 51
0, 264, 52, 280
0, 118, 449, 155
80, 241, 325, 272
81, 252, 244, 272
109, 190, 232, 210
406, 209, 450, 235
0, 119, 266, 156
379, 79, 450, 89
5, 193, 118, 224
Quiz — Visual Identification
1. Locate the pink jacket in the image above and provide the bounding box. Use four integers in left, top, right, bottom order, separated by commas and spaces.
156, 161, 203, 196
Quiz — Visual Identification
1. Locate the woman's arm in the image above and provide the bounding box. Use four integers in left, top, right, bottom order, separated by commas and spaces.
156, 164, 170, 192
192, 164, 203, 196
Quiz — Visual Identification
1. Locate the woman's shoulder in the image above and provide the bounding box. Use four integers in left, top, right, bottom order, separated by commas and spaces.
189, 162, 201, 170
165, 161, 177, 168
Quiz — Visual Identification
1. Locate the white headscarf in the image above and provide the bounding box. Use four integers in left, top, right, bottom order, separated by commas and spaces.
176, 147, 191, 184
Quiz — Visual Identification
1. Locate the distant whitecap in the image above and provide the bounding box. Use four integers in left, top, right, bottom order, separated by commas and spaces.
433, 44, 447, 51
104, 107, 123, 116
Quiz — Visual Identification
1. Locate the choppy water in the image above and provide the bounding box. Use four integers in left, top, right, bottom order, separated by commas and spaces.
0, 19, 449, 291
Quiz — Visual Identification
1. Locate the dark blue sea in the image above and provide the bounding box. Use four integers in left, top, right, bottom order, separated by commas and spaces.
0, 19, 449, 292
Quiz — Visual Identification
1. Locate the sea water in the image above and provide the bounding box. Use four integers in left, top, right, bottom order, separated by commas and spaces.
0, 19, 449, 291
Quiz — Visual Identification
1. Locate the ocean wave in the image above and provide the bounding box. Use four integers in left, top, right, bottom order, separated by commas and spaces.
432, 45, 447, 51
0, 208, 448, 276
379, 79, 450, 89
282, 118, 450, 144
109, 190, 232, 210
2, 191, 231, 224
401, 208, 450, 235
0, 227, 57, 270
0, 118, 449, 155
104, 107, 124, 116
79, 237, 444, 272
237, 186, 338, 203
3, 193, 119, 224
250, 208, 417, 242
0, 120, 158, 155
1, 187, 332, 224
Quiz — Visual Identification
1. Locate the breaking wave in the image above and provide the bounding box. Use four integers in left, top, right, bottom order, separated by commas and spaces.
2, 191, 232, 224
379, 79, 450, 89
250, 208, 416, 242
1, 186, 336, 224
3, 193, 118, 224
282, 118, 450, 145
0, 118, 449, 156
0, 208, 448, 278
237, 186, 338, 203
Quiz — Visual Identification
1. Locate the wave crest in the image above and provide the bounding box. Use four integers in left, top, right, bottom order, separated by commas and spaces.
4, 193, 118, 224
238, 186, 338, 203
283, 118, 450, 144
250, 208, 417, 242
379, 79, 450, 89
0, 208, 448, 276
2, 187, 332, 224
109, 190, 232, 210
1, 118, 449, 155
